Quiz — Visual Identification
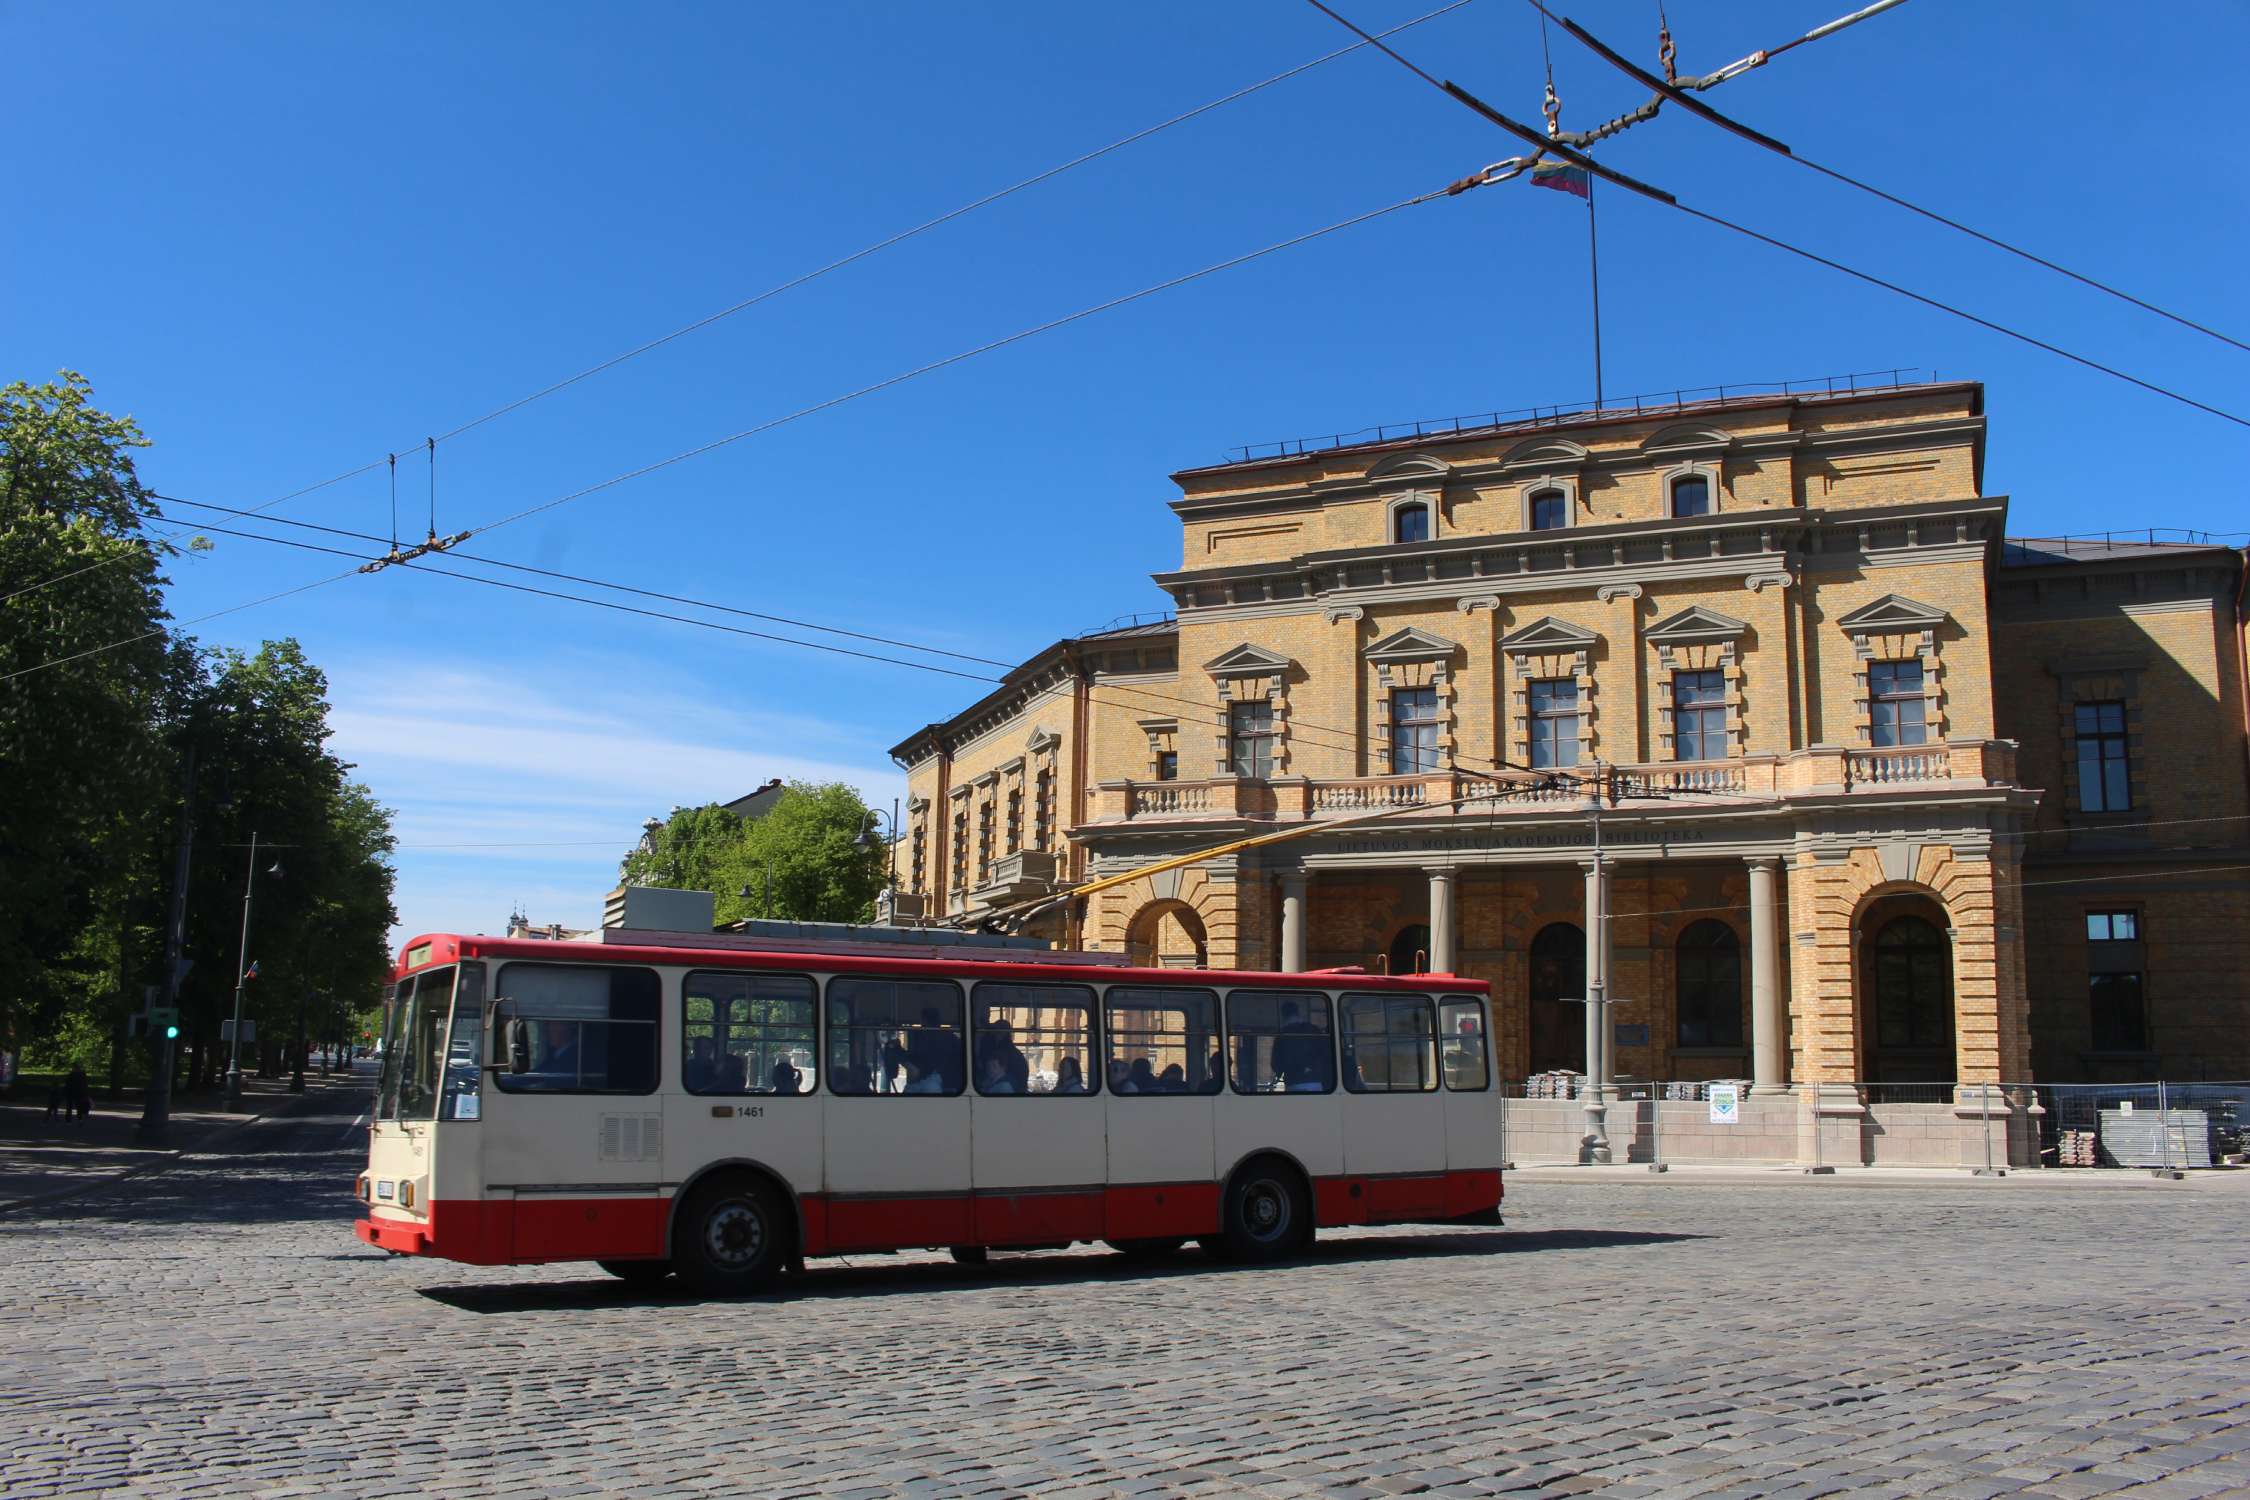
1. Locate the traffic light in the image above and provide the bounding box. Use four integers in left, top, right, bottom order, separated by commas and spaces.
163, 1022, 181, 1041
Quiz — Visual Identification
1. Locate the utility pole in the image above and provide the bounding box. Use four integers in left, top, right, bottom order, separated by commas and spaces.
1579, 764, 1614, 1164
224, 830, 263, 1110
139, 741, 197, 1143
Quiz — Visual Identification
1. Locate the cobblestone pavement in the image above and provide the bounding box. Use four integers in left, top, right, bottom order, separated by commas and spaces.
3, 1087, 2247, 1499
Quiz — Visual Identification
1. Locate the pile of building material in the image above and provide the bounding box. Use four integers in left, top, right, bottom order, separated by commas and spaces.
2098, 1108, 2212, 1168
2055, 1128, 2100, 1167
1526, 1070, 1584, 1099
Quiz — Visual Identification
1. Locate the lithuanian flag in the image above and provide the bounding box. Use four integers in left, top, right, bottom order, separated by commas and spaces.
1530, 157, 1590, 199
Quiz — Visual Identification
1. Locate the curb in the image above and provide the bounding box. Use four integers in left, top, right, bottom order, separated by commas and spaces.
0, 1081, 356, 1217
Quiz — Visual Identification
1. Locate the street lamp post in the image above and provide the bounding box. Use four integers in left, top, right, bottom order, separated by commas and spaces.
224, 832, 280, 1110
1579, 768, 1613, 1164
857, 800, 901, 919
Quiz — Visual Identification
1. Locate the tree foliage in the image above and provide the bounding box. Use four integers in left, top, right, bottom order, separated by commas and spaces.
622, 782, 883, 925
1, 372, 397, 1080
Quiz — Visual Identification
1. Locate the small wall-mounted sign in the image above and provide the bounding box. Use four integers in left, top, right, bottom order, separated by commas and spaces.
1708, 1083, 1741, 1125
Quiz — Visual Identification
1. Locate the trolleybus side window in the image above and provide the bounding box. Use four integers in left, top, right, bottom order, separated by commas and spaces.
972, 982, 1098, 1096
1438, 996, 1490, 1092
1103, 987, 1222, 1095
684, 971, 816, 1095
492, 963, 660, 1095
826, 977, 964, 1096
1226, 989, 1335, 1094
1341, 993, 1438, 1093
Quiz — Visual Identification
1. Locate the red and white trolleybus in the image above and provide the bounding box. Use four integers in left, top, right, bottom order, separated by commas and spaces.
356, 927, 1502, 1293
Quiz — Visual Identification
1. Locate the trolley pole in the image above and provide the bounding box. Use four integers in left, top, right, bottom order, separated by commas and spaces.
224, 831, 261, 1111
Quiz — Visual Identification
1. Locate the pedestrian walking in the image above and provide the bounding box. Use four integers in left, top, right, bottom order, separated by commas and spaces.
65, 1063, 93, 1124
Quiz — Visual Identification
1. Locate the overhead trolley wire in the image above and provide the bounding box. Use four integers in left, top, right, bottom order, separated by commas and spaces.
1538, 4, 2250, 357
2, 170, 1504, 688
0, 0, 1480, 610
1298, 0, 2250, 431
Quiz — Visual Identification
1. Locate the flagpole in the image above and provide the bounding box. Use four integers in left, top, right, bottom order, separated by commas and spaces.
1586, 176, 1604, 413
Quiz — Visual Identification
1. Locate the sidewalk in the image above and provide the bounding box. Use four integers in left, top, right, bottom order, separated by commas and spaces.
1504, 1159, 2250, 1189
0, 1061, 370, 1212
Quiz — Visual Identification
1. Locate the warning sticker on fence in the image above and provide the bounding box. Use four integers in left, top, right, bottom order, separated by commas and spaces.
1708, 1083, 1740, 1125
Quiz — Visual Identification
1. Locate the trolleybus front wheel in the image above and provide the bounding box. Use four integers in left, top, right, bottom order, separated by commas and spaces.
672, 1174, 790, 1295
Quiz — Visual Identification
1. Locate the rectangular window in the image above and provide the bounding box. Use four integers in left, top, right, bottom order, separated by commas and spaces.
684, 971, 816, 1095
1155, 750, 1178, 782
1868, 659, 1928, 748
950, 807, 968, 889
2074, 701, 2131, 812
1228, 700, 1274, 779
1104, 987, 1222, 1095
1341, 993, 1437, 1092
1390, 686, 1440, 774
976, 801, 994, 877
973, 982, 1097, 1095
1529, 678, 1580, 769
2086, 909, 2147, 1052
826, 977, 964, 1096
1671, 475, 1711, 518
1530, 490, 1567, 530
1034, 768, 1055, 851
1226, 990, 1335, 1094
910, 826, 927, 893
492, 963, 660, 1095
1005, 789, 1022, 855
1439, 997, 1489, 1091
1672, 670, 1728, 762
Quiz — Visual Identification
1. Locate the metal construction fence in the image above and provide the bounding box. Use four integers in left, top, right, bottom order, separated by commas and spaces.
1492, 1076, 2248, 1173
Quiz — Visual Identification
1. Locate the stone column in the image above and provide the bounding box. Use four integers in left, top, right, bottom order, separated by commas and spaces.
1427, 868, 1457, 973
1580, 855, 1612, 1163
1278, 873, 1308, 974
1748, 856, 1784, 1093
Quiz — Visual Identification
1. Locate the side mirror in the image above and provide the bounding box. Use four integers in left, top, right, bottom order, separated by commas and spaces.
503, 1017, 531, 1075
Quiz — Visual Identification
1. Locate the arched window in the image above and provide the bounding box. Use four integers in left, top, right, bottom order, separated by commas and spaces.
1392, 500, 1430, 544
1529, 489, 1567, 530
1674, 920, 1742, 1048
1387, 924, 1431, 975
1670, 474, 1712, 518
1871, 915, 1950, 1053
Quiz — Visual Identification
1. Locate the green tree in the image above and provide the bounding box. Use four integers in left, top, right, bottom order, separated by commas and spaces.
623, 783, 882, 926
0, 372, 174, 1051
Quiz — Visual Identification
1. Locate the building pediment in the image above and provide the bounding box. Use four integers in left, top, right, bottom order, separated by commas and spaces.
1646, 604, 1749, 646
1499, 436, 1589, 472
1836, 594, 1950, 634
1365, 451, 1450, 482
1365, 625, 1461, 665
1499, 615, 1599, 655
1026, 727, 1061, 753
1202, 642, 1295, 677
1642, 423, 1735, 456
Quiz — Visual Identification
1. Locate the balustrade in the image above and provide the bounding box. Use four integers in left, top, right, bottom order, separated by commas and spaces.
1846, 745, 1952, 786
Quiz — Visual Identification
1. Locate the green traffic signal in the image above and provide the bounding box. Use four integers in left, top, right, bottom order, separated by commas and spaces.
163, 1024, 180, 1040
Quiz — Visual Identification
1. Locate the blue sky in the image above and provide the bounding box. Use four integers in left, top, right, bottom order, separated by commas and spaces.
8, 2, 2246, 947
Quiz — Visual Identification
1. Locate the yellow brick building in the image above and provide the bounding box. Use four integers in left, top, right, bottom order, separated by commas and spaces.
889, 381, 2250, 1158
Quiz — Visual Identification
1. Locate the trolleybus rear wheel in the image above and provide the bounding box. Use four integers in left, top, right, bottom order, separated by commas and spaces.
1216, 1157, 1311, 1261
672, 1174, 790, 1295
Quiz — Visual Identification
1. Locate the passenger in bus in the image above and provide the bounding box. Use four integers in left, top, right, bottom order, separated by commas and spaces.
1274, 1001, 1332, 1091
535, 1021, 580, 1082
906, 1008, 961, 1093
769, 1056, 803, 1094
978, 1016, 1031, 1094
978, 1053, 1017, 1094
878, 1038, 910, 1093
1054, 1056, 1088, 1094
1128, 1058, 1159, 1094
1158, 1062, 1188, 1093
716, 1054, 748, 1093
685, 1036, 718, 1093
1107, 1058, 1135, 1094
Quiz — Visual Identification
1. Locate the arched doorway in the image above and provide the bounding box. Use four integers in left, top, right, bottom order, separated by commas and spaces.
1674, 920, 1744, 1050
1528, 921, 1587, 1075
1126, 900, 1207, 969
1861, 907, 1955, 1082
1387, 923, 1431, 975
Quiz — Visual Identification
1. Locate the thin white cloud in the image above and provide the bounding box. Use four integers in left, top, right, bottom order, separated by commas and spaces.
321, 652, 906, 949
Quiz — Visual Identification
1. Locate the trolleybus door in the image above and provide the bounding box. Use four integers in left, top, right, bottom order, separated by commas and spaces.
1339, 991, 1450, 1220
1100, 986, 1222, 1239
965, 980, 1106, 1244
818, 975, 973, 1251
